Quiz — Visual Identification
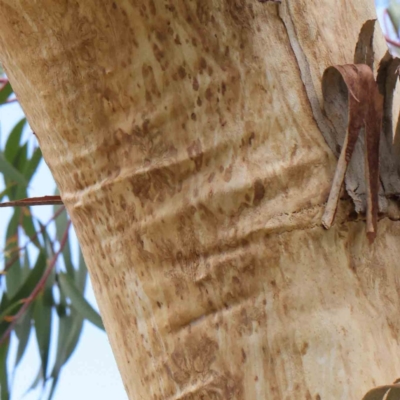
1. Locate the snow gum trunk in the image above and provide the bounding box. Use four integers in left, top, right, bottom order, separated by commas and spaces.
0, 1, 398, 399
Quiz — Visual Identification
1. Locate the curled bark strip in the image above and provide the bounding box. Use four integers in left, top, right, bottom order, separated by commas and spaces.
362, 383, 400, 400
322, 64, 383, 242
0, 195, 63, 207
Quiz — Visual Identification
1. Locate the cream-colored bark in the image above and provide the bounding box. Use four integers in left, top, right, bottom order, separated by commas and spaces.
0, 1, 397, 399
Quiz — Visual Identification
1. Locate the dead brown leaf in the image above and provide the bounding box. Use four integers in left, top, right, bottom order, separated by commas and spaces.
322, 64, 383, 243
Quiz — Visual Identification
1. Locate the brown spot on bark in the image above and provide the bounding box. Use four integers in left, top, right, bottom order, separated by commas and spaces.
178, 66, 186, 79
253, 180, 265, 206
241, 348, 246, 363
152, 44, 164, 63
301, 342, 309, 355
192, 77, 199, 91
249, 131, 255, 145
197, 97, 202, 106
149, 0, 156, 15
221, 82, 226, 95
205, 87, 212, 101
174, 34, 181, 45
199, 57, 207, 71
191, 112, 197, 121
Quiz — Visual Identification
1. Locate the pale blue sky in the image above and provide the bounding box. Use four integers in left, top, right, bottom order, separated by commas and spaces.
0, 103, 128, 399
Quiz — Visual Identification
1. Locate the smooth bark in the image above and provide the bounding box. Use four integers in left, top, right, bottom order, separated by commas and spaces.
0, 1, 398, 399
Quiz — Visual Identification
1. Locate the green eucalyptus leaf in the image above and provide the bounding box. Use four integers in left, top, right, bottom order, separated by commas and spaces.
4, 118, 26, 163
54, 205, 74, 278
11, 251, 46, 303
0, 152, 29, 188
48, 312, 84, 400
0, 182, 17, 203
14, 143, 28, 175
21, 249, 31, 281
27, 367, 42, 393
0, 338, 9, 400
33, 289, 53, 382
14, 304, 33, 367
0, 300, 22, 323
59, 273, 103, 330
0, 295, 9, 320
21, 209, 41, 249
5, 209, 21, 299
76, 249, 88, 292
0, 82, 13, 105
0, 251, 46, 339
23, 147, 42, 181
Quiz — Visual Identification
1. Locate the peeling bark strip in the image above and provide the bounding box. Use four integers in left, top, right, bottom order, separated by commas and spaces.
362, 381, 400, 400
321, 65, 383, 242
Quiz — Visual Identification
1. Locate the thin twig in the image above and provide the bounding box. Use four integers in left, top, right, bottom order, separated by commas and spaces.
0, 196, 63, 208
0, 220, 71, 346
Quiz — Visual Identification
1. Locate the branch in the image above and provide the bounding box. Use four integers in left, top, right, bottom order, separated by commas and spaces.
0, 195, 63, 208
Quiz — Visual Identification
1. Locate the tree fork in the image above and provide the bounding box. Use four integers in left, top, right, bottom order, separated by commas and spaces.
0, 1, 398, 399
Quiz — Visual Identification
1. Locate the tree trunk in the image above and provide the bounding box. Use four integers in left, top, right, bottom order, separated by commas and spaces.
0, 0, 397, 399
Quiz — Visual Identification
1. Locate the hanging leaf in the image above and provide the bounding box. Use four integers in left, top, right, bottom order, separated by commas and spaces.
33, 288, 53, 383
0, 183, 17, 203
13, 143, 28, 176
48, 313, 84, 400
59, 272, 103, 330
0, 338, 10, 400
0, 300, 23, 323
14, 303, 33, 367
0, 152, 29, 189
21, 209, 41, 249
23, 147, 42, 181
0, 81, 13, 105
0, 251, 46, 341
4, 209, 22, 299
76, 249, 88, 292
4, 118, 26, 164
26, 367, 43, 394
54, 204, 74, 278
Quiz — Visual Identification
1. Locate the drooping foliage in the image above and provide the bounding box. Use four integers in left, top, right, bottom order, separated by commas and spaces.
0, 77, 103, 400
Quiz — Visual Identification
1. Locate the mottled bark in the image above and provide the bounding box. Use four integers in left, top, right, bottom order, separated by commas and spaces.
0, 1, 398, 399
